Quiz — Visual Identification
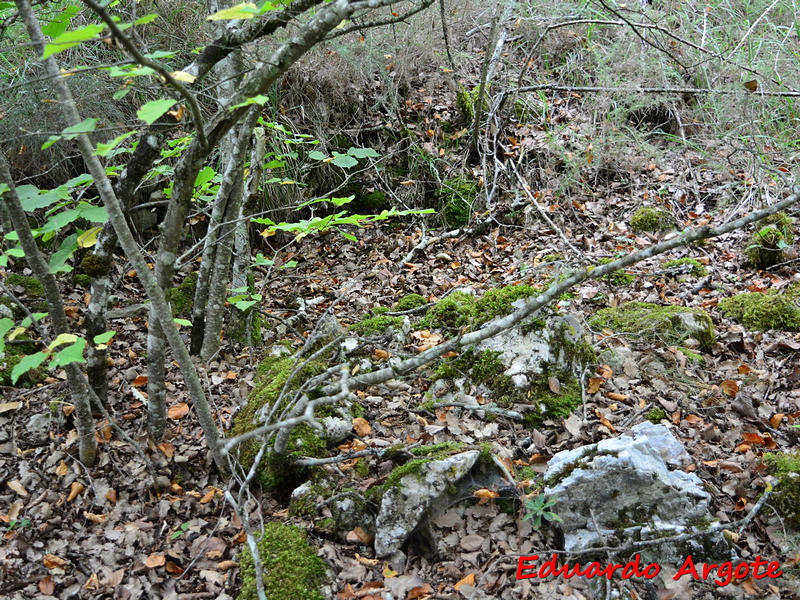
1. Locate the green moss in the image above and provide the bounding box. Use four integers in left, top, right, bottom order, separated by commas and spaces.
0, 339, 47, 387
597, 258, 634, 285
718, 290, 800, 331
646, 408, 667, 424
663, 258, 708, 277
349, 314, 403, 335
763, 451, 800, 529
385, 458, 430, 488
629, 207, 675, 232
478, 442, 492, 464
474, 285, 538, 326
80, 254, 111, 279
745, 213, 795, 269
439, 176, 478, 228
167, 272, 197, 317
541, 253, 565, 263
523, 380, 582, 429
409, 441, 466, 458
237, 522, 326, 600
392, 293, 428, 312
350, 402, 365, 419
73, 274, 91, 288
520, 317, 547, 335
418, 291, 477, 330
0, 296, 22, 319
7, 274, 43, 297
589, 302, 715, 350
229, 351, 328, 491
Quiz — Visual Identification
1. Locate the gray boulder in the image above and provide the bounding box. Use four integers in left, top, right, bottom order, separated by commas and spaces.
375, 451, 479, 557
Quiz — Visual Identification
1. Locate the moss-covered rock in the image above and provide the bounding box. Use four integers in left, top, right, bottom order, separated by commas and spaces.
229, 349, 328, 491
7, 274, 43, 297
629, 207, 675, 232
745, 213, 794, 269
663, 258, 708, 278
455, 85, 488, 124
392, 293, 428, 312
167, 272, 197, 317
73, 274, 91, 288
590, 302, 715, 350
237, 522, 326, 600
349, 313, 404, 336
80, 254, 111, 278
717, 287, 800, 331
763, 451, 800, 529
419, 285, 538, 333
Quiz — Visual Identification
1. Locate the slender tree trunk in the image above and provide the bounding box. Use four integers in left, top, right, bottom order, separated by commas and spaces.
0, 153, 98, 467
15, 0, 225, 471
231, 125, 265, 293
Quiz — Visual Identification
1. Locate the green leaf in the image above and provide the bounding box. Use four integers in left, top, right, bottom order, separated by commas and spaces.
134, 13, 159, 25
49, 333, 78, 351
93, 331, 115, 345
112, 87, 131, 101
41, 135, 62, 150
174, 318, 192, 326
0, 317, 13, 353
48, 233, 78, 274
340, 231, 357, 242
43, 23, 105, 58
207, 2, 259, 21
49, 337, 87, 368
137, 99, 177, 124
307, 150, 326, 161
194, 166, 216, 188
347, 147, 379, 159
62, 118, 97, 138
77, 226, 103, 248
11, 352, 48, 384
94, 130, 136, 157
233, 299, 258, 311
330, 152, 358, 168
77, 202, 108, 223
229, 94, 270, 109
0, 182, 8, 195
42, 5, 81, 38
257, 0, 279, 13
330, 195, 355, 206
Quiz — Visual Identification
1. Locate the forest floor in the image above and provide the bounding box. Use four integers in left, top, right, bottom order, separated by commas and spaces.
3, 82, 800, 600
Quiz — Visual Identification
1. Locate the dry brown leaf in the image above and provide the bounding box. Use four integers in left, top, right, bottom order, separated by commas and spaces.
132, 375, 148, 387
547, 376, 561, 394
158, 442, 174, 458
0, 401, 22, 414
721, 379, 739, 397
84, 572, 100, 591
352, 417, 372, 437
55, 460, 69, 477
43, 554, 67, 569
355, 553, 379, 566
167, 402, 190, 420
225, 370, 237, 379
606, 392, 628, 402
473, 488, 499, 505
145, 553, 165, 569
200, 488, 217, 504
100, 568, 125, 587
218, 560, 238, 571
454, 572, 476, 591
7, 480, 29, 497
597, 364, 613, 378
67, 481, 84, 502
770, 413, 784, 429
373, 348, 390, 361
105, 488, 117, 504
587, 377, 604, 394
39, 575, 55, 595
165, 561, 183, 575
83, 511, 107, 524
408, 584, 434, 599
347, 526, 373, 545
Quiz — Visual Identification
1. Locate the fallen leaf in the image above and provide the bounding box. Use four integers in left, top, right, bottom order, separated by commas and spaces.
84, 572, 100, 591
167, 403, 190, 419
0, 401, 22, 414
408, 584, 434, 599
606, 392, 627, 402
132, 375, 148, 387
373, 348, 390, 361
7, 480, 29, 497
548, 376, 561, 394
55, 460, 69, 477
473, 488, 499, 505
83, 511, 107, 524
158, 442, 174, 458
165, 560, 183, 575
200, 488, 217, 504
721, 379, 739, 397
770, 413, 784, 428
352, 417, 372, 437
383, 565, 398, 578
587, 377, 604, 394
67, 481, 84, 502
39, 575, 55, 595
454, 572, 476, 591
105, 488, 117, 504
43, 554, 67, 569
355, 553, 379, 566
145, 553, 166, 568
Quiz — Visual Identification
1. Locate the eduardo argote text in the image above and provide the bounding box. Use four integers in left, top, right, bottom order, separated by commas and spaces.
516, 553, 783, 586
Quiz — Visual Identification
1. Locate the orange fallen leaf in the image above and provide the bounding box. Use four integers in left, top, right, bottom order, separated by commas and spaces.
597, 364, 613, 378
225, 370, 237, 379
352, 417, 371, 437
373, 348, 390, 361
408, 583, 434, 599
145, 553, 166, 569
158, 442, 174, 458
738, 364, 752, 375
67, 481, 85, 502
83, 511, 107, 524
721, 379, 739, 397
132, 375, 148, 387
454, 572, 476, 591
39, 575, 55, 595
684, 414, 703, 424
200, 488, 217, 504
43, 554, 67, 569
105, 488, 117, 504
165, 560, 183, 575
770, 413, 784, 429
167, 403, 189, 419
55, 460, 69, 477
606, 392, 627, 402
587, 377, 604, 394
473, 488, 498, 505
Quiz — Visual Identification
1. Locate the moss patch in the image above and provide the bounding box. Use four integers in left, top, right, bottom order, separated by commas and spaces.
80, 254, 111, 279
392, 293, 428, 312
419, 285, 538, 333
717, 287, 800, 331
745, 213, 794, 269
439, 176, 478, 228
167, 272, 197, 317
74, 274, 91, 288
629, 207, 675, 232
229, 351, 328, 491
763, 451, 800, 529
646, 408, 667, 424
237, 522, 326, 600
589, 302, 715, 350
0, 338, 47, 387
7, 274, 43, 297
350, 314, 403, 335
663, 258, 708, 277
597, 257, 634, 285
